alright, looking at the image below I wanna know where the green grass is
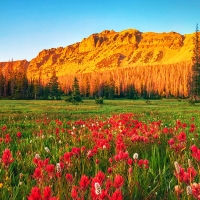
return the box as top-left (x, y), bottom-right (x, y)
top-left (1, 98), bottom-right (200, 199)
top-left (0, 98), bottom-right (200, 124)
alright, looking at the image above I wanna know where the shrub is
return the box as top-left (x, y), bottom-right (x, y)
top-left (95, 97), bottom-right (104, 104)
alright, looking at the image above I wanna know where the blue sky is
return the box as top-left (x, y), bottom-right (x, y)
top-left (0, 0), bottom-right (199, 62)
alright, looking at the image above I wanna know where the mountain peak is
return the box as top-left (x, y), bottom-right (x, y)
top-left (0, 29), bottom-right (195, 81)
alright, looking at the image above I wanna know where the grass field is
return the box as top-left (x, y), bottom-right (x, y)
top-left (1, 99), bottom-right (200, 199)
top-left (0, 98), bottom-right (200, 121)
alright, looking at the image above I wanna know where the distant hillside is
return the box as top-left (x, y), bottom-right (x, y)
top-left (26, 29), bottom-right (195, 80)
top-left (0, 29), bottom-right (196, 97)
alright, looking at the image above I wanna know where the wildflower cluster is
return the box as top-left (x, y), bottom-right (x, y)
top-left (0, 113), bottom-right (200, 199)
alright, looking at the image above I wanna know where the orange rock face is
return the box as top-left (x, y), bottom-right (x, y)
top-left (0, 60), bottom-right (29, 76)
top-left (0, 29), bottom-right (196, 80)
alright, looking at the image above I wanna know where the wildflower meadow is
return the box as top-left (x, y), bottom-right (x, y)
top-left (1, 99), bottom-right (200, 200)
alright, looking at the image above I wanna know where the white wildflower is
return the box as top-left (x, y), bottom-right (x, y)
top-left (94, 182), bottom-right (102, 195)
top-left (174, 161), bottom-right (180, 174)
top-left (56, 163), bottom-right (61, 173)
top-left (133, 153), bottom-right (138, 160)
top-left (44, 147), bottom-right (50, 153)
top-left (186, 185), bottom-right (192, 195)
top-left (188, 159), bottom-right (192, 168)
top-left (35, 154), bottom-right (40, 159)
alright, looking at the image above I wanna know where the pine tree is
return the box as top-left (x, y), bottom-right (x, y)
top-left (85, 76), bottom-right (90, 97)
top-left (12, 70), bottom-right (28, 99)
top-left (0, 70), bottom-right (4, 98)
top-left (108, 77), bottom-right (115, 99)
top-left (48, 70), bottom-right (61, 100)
top-left (191, 24), bottom-right (200, 100)
top-left (126, 84), bottom-right (138, 99)
top-left (33, 79), bottom-right (40, 100)
top-left (71, 77), bottom-right (82, 103)
top-left (27, 80), bottom-right (34, 99)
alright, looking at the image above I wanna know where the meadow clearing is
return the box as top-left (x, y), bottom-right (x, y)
top-left (1, 99), bottom-right (200, 200)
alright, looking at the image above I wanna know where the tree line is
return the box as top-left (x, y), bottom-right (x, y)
top-left (0, 24), bottom-right (199, 101)
top-left (0, 67), bottom-right (62, 100)
top-left (0, 60), bottom-right (194, 100)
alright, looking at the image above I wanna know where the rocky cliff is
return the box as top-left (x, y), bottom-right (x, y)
top-left (0, 29), bottom-right (195, 80)
top-left (0, 60), bottom-right (29, 76)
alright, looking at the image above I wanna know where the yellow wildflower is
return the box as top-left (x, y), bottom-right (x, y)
top-left (0, 183), bottom-right (3, 188)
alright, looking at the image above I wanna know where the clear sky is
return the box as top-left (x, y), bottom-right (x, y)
top-left (0, 0), bottom-right (199, 62)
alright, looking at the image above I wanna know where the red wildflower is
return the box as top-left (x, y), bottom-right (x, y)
top-left (189, 124), bottom-right (196, 132)
top-left (191, 145), bottom-right (200, 162)
top-left (71, 186), bottom-right (79, 199)
top-left (99, 189), bottom-right (108, 200)
top-left (45, 164), bottom-right (55, 179)
top-left (168, 138), bottom-right (175, 145)
top-left (95, 159), bottom-right (100, 164)
top-left (128, 167), bottom-right (133, 175)
top-left (162, 127), bottom-right (169, 134)
top-left (108, 167), bottom-right (113, 174)
top-left (79, 175), bottom-right (90, 190)
top-left (95, 171), bottom-right (105, 185)
top-left (27, 186), bottom-right (42, 200)
top-left (1, 148), bottom-right (14, 167)
top-left (109, 158), bottom-right (113, 163)
top-left (174, 164), bottom-right (197, 184)
top-left (16, 132), bottom-right (22, 138)
top-left (32, 167), bottom-right (43, 180)
top-left (63, 152), bottom-right (72, 163)
top-left (1, 125), bottom-right (7, 131)
top-left (191, 145), bottom-right (198, 153)
top-left (5, 134), bottom-right (12, 143)
top-left (43, 186), bottom-right (51, 200)
top-left (113, 175), bottom-right (124, 189)
top-left (65, 173), bottom-right (73, 183)
top-left (127, 158), bottom-right (133, 165)
top-left (143, 159), bottom-right (149, 169)
top-left (138, 159), bottom-right (144, 167)
top-left (71, 147), bottom-right (81, 156)
top-left (110, 189), bottom-right (123, 200)
top-left (187, 167), bottom-right (197, 182)
top-left (177, 131), bottom-right (186, 142)
top-left (106, 178), bottom-right (112, 190)
top-left (191, 183), bottom-right (200, 199)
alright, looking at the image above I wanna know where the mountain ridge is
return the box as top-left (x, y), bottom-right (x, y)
top-left (0, 29), bottom-right (195, 81)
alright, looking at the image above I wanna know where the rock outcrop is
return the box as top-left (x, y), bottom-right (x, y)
top-left (0, 29), bottom-right (196, 80)
top-left (0, 60), bottom-right (29, 76)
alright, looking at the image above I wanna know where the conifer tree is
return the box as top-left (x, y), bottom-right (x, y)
top-left (48, 70), bottom-right (61, 100)
top-left (71, 77), bottom-right (82, 103)
top-left (12, 71), bottom-right (28, 99)
top-left (33, 79), bottom-right (40, 100)
top-left (191, 24), bottom-right (200, 99)
top-left (126, 84), bottom-right (138, 99)
top-left (27, 80), bottom-right (34, 99)
top-left (85, 76), bottom-right (90, 97)
top-left (0, 70), bottom-right (4, 98)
